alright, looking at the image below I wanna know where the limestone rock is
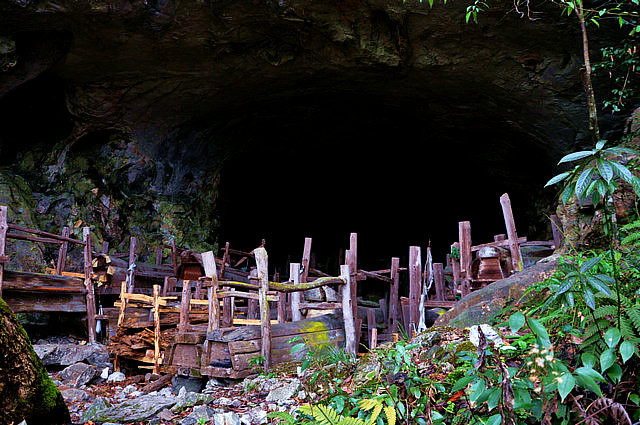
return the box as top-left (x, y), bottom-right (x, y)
top-left (265, 379), bottom-right (301, 404)
top-left (83, 394), bottom-right (177, 423)
top-left (57, 362), bottom-right (97, 388)
top-left (107, 371), bottom-right (126, 383)
top-left (34, 343), bottom-right (111, 370)
top-left (61, 388), bottom-right (94, 403)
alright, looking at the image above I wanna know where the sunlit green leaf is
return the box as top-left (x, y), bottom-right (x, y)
top-left (610, 161), bottom-right (634, 183)
top-left (600, 348), bottom-right (616, 372)
top-left (545, 172), bottom-right (571, 187)
top-left (620, 340), bottom-right (635, 363)
top-left (558, 150), bottom-right (594, 164)
top-left (596, 159), bottom-right (613, 183)
top-left (527, 317), bottom-right (550, 348)
top-left (583, 287), bottom-right (596, 309)
top-left (558, 372), bottom-right (575, 401)
top-left (580, 255), bottom-right (602, 273)
top-left (575, 167), bottom-right (594, 199)
top-left (509, 311), bottom-right (526, 333)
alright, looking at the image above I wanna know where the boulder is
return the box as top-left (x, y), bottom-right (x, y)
top-left (61, 388), bottom-right (94, 403)
top-left (57, 362), bottom-right (97, 388)
top-left (107, 371), bottom-right (125, 383)
top-left (352, 352), bottom-right (382, 387)
top-left (436, 255), bottom-right (559, 328)
top-left (34, 343), bottom-right (111, 370)
top-left (265, 379), bottom-right (301, 404)
top-left (83, 394), bottom-right (177, 423)
top-left (240, 407), bottom-right (268, 425)
top-left (0, 297), bottom-right (70, 425)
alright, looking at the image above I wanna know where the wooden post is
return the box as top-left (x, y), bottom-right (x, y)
top-left (379, 298), bottom-right (387, 327)
top-left (459, 222), bottom-right (472, 297)
top-left (254, 248), bottom-right (271, 371)
top-left (127, 236), bottom-right (137, 293)
top-left (195, 280), bottom-right (204, 300)
top-left (371, 328), bottom-right (378, 350)
top-left (433, 263), bottom-right (445, 301)
top-left (494, 234), bottom-right (506, 242)
top-left (162, 276), bottom-right (170, 297)
top-left (222, 292), bottom-right (232, 327)
top-left (101, 241), bottom-right (109, 254)
top-left (550, 214), bottom-right (562, 249)
top-left (248, 299), bottom-right (257, 320)
top-left (0, 206), bottom-right (7, 299)
top-left (219, 242), bottom-right (230, 279)
top-left (349, 233), bottom-right (358, 320)
top-left (451, 243), bottom-right (461, 297)
top-left (170, 239), bottom-right (178, 278)
top-left (367, 308), bottom-right (376, 349)
top-left (301, 237), bottom-right (312, 283)
top-left (56, 226), bottom-right (70, 275)
top-left (201, 251), bottom-right (219, 355)
top-left (117, 280), bottom-right (127, 327)
top-left (500, 193), bottom-right (523, 273)
top-left (83, 227), bottom-right (97, 344)
top-left (155, 247), bottom-right (163, 265)
top-left (409, 246), bottom-right (421, 332)
top-left (277, 295), bottom-right (286, 323)
top-left (340, 264), bottom-right (356, 355)
top-left (389, 257), bottom-right (400, 334)
top-left (179, 280), bottom-right (191, 333)
top-left (290, 263), bottom-right (302, 321)
top-left (153, 284), bottom-right (161, 374)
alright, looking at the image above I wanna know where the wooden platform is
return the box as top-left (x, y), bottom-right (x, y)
top-left (3, 270), bottom-right (87, 313)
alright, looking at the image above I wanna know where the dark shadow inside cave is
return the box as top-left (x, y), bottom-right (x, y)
top-left (214, 92), bottom-right (558, 275)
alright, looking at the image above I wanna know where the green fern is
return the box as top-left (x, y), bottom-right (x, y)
top-left (299, 404), bottom-right (366, 425)
top-left (267, 411), bottom-right (298, 425)
top-left (621, 220), bottom-right (640, 246)
top-left (581, 291), bottom-right (640, 351)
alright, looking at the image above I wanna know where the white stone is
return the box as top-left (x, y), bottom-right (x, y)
top-left (107, 371), bottom-right (126, 383)
top-left (101, 367), bottom-right (110, 379)
top-left (469, 324), bottom-right (504, 347)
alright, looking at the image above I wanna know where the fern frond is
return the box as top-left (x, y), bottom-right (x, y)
top-left (267, 411), bottom-right (297, 424)
top-left (594, 305), bottom-right (618, 319)
top-left (368, 404), bottom-right (382, 425)
top-left (384, 406), bottom-right (396, 425)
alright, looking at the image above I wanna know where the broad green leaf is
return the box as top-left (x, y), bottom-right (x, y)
top-left (469, 380), bottom-right (486, 402)
top-left (605, 146), bottom-right (640, 156)
top-left (580, 255), bottom-right (602, 273)
top-left (595, 274), bottom-right (615, 285)
top-left (558, 372), bottom-right (575, 401)
top-left (583, 287), bottom-right (596, 309)
top-left (564, 291), bottom-right (574, 308)
top-left (561, 182), bottom-right (575, 204)
top-left (557, 276), bottom-right (577, 295)
top-left (606, 363), bottom-right (622, 383)
top-left (575, 374), bottom-right (603, 397)
top-left (545, 172), bottom-right (571, 187)
top-left (487, 387), bottom-right (501, 411)
top-left (485, 414), bottom-right (502, 425)
top-left (604, 328), bottom-right (621, 349)
top-left (585, 275), bottom-right (611, 296)
top-left (527, 317), bottom-right (551, 348)
top-left (575, 366), bottom-right (606, 382)
top-left (575, 167), bottom-right (594, 199)
top-left (620, 340), bottom-right (635, 363)
top-left (630, 394), bottom-right (640, 405)
top-left (600, 348), bottom-right (616, 372)
top-left (558, 150), bottom-right (594, 164)
top-left (509, 312), bottom-right (526, 333)
top-left (452, 375), bottom-right (475, 392)
top-left (610, 161), bottom-right (634, 183)
top-left (596, 180), bottom-right (608, 197)
top-left (290, 342), bottom-right (307, 354)
top-left (631, 176), bottom-right (640, 197)
top-left (596, 159), bottom-right (613, 183)
top-left (596, 140), bottom-right (606, 150)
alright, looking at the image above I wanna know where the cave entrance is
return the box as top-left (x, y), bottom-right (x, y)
top-left (215, 92), bottom-right (557, 275)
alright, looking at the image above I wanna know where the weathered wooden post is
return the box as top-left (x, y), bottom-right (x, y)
top-left (349, 233), bottom-right (358, 321)
top-left (153, 284), bottom-right (161, 374)
top-left (56, 226), bottom-right (70, 275)
top-left (500, 193), bottom-right (523, 273)
top-left (451, 243), bottom-right (461, 297)
top-left (254, 247), bottom-right (271, 371)
top-left (389, 257), bottom-right (400, 334)
top-left (340, 264), bottom-right (357, 355)
top-left (127, 236), bottom-right (137, 293)
top-left (117, 280), bottom-right (127, 327)
top-left (409, 246), bottom-right (421, 332)
top-left (301, 238), bottom-right (312, 283)
top-left (83, 227), bottom-right (97, 344)
top-left (550, 214), bottom-right (562, 249)
top-left (219, 242), bottom-right (230, 278)
top-left (367, 308), bottom-right (376, 349)
top-left (459, 221), bottom-right (472, 297)
top-left (0, 206), bottom-right (7, 298)
top-left (179, 280), bottom-right (191, 333)
top-left (170, 239), bottom-right (178, 278)
top-left (290, 263), bottom-right (302, 321)
top-left (433, 263), bottom-right (445, 301)
top-left (201, 251), bottom-right (218, 355)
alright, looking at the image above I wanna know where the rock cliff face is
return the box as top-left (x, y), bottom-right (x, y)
top-left (0, 0), bottom-right (632, 262)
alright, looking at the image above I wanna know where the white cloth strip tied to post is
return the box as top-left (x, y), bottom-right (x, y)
top-left (417, 246), bottom-right (434, 333)
top-left (126, 262), bottom-right (136, 293)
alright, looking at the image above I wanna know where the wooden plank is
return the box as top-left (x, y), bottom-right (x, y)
top-left (201, 252), bottom-right (219, 335)
top-left (471, 237), bottom-right (527, 252)
top-left (340, 265), bottom-right (356, 355)
top-left (127, 236), bottom-right (137, 293)
top-left (298, 302), bottom-right (341, 310)
top-left (367, 308), bottom-right (376, 349)
top-left (6, 232), bottom-right (63, 245)
top-left (233, 318), bottom-right (278, 325)
top-left (290, 263), bottom-right (302, 321)
top-left (179, 280), bottom-right (191, 333)
top-left (222, 288), bottom-right (232, 328)
top-left (389, 257), bottom-right (400, 334)
top-left (7, 223), bottom-right (84, 245)
top-left (56, 226), bottom-right (70, 275)
top-left (2, 270), bottom-right (85, 292)
top-left (217, 290), bottom-right (277, 302)
top-left (4, 292), bottom-right (87, 313)
top-left (371, 328), bottom-right (377, 350)
top-left (277, 289), bottom-right (286, 323)
top-left (195, 280), bottom-right (204, 300)
top-left (551, 214), bottom-right (562, 249)
top-left (409, 246), bottom-right (421, 332)
top-left (153, 285), bottom-right (161, 374)
top-left (248, 299), bottom-right (257, 320)
top-left (500, 193), bottom-right (523, 273)
top-left (255, 247), bottom-right (271, 371)
top-left (219, 242), bottom-right (230, 279)
top-left (433, 263), bottom-right (445, 301)
top-left (424, 300), bottom-right (456, 308)
top-left (83, 227), bottom-right (96, 344)
top-left (0, 206), bottom-right (7, 299)
top-left (228, 328), bottom-right (346, 356)
top-left (459, 221), bottom-right (472, 298)
top-left (358, 269), bottom-right (394, 283)
top-left (301, 237), bottom-right (312, 284)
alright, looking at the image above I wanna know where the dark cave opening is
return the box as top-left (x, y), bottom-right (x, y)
top-left (214, 92), bottom-right (558, 275)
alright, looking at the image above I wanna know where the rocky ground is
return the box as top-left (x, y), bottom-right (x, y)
top-left (34, 337), bottom-right (306, 425)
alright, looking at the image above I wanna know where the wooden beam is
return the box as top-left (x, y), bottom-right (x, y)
top-left (290, 263), bottom-right (302, 321)
top-left (371, 328), bottom-right (377, 350)
top-left (56, 226), bottom-right (70, 275)
top-left (459, 221), bottom-right (472, 298)
top-left (389, 257), bottom-right (400, 334)
top-left (7, 223), bottom-right (84, 245)
top-left (340, 264), bottom-right (356, 355)
top-left (127, 236), bottom-right (137, 293)
top-left (6, 232), bottom-right (63, 245)
top-left (153, 284), bottom-right (161, 375)
top-left (500, 193), bottom-right (523, 273)
top-left (358, 269), bottom-right (394, 284)
top-left (471, 237), bottom-right (526, 252)
top-left (83, 227), bottom-right (96, 344)
top-left (409, 246), bottom-right (421, 332)
top-left (0, 206), bottom-right (6, 298)
top-left (433, 263), bottom-right (445, 301)
top-left (255, 247), bottom-right (271, 371)
top-left (550, 214), bottom-right (562, 249)
top-left (202, 251), bottom-right (219, 345)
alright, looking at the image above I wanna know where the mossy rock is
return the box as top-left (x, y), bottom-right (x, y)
top-left (0, 297), bottom-right (70, 425)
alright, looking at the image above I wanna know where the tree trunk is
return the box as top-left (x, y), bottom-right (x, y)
top-left (0, 297), bottom-right (70, 425)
